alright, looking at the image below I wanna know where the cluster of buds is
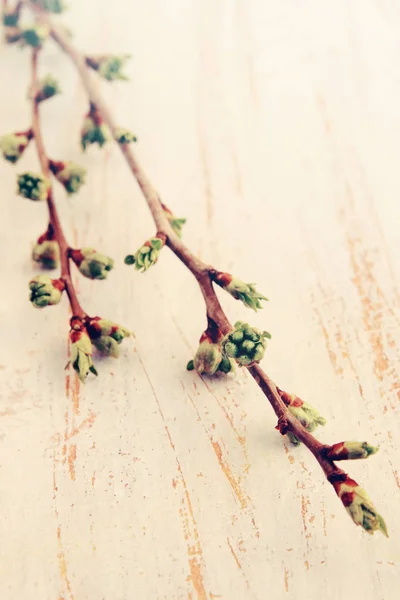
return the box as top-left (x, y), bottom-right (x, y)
top-left (187, 319), bottom-right (235, 375)
top-left (6, 24), bottom-right (50, 48)
top-left (49, 159), bottom-right (86, 194)
top-left (0, 129), bottom-right (33, 164)
top-left (124, 234), bottom-right (166, 272)
top-left (32, 226), bottom-right (60, 269)
top-left (278, 388), bottom-right (326, 445)
top-left (69, 316), bottom-right (130, 382)
top-left (86, 317), bottom-right (131, 358)
top-left (17, 171), bottom-right (50, 201)
top-left (86, 54), bottom-right (130, 81)
top-left (332, 474), bottom-right (388, 536)
top-left (33, 75), bottom-right (61, 103)
top-left (70, 248), bottom-right (114, 280)
top-left (29, 275), bottom-right (65, 308)
top-left (325, 441), bottom-right (379, 461)
top-left (162, 203), bottom-right (186, 238)
top-left (115, 127), bottom-right (137, 144)
top-left (210, 270), bottom-right (268, 312)
top-left (31, 0), bottom-right (67, 13)
top-left (81, 104), bottom-right (109, 150)
top-left (223, 321), bottom-right (271, 366)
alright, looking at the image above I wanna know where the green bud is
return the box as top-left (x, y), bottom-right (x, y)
top-left (31, 0), bottom-right (67, 13)
top-left (71, 248), bottom-right (114, 280)
top-left (115, 128), bottom-right (137, 144)
top-left (32, 240), bottom-right (60, 269)
top-left (3, 7), bottom-right (20, 27)
top-left (21, 24), bottom-right (50, 48)
top-left (29, 275), bottom-right (64, 308)
top-left (17, 172), bottom-right (50, 201)
top-left (0, 131), bottom-right (32, 164)
top-left (85, 317), bottom-right (131, 358)
top-left (92, 336), bottom-right (120, 358)
top-left (50, 160), bottom-right (86, 194)
top-left (326, 441), bottom-right (379, 461)
top-left (231, 330), bottom-right (244, 343)
top-left (81, 114), bottom-right (110, 150)
top-left (333, 477), bottom-right (388, 537)
top-left (186, 359), bottom-right (195, 371)
top-left (86, 55), bottom-right (131, 81)
top-left (212, 272), bottom-right (268, 311)
top-left (161, 204), bottom-right (186, 238)
top-left (288, 401), bottom-right (326, 433)
top-left (70, 324), bottom-right (98, 383)
top-left (222, 321), bottom-right (270, 366)
top-left (193, 340), bottom-right (223, 375)
top-left (224, 341), bottom-right (238, 357)
top-left (218, 356), bottom-right (235, 374)
top-left (34, 75), bottom-right (61, 103)
top-left (126, 236), bottom-right (165, 272)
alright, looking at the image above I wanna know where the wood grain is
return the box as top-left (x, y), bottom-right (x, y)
top-left (0, 1), bottom-right (399, 598)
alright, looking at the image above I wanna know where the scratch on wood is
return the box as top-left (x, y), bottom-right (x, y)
top-left (337, 182), bottom-right (400, 408)
top-left (71, 377), bottom-right (80, 416)
top-left (211, 440), bottom-right (248, 509)
top-left (283, 564), bottom-right (290, 592)
top-left (226, 537), bottom-right (249, 588)
top-left (67, 444), bottom-right (77, 481)
top-left (57, 525), bottom-right (74, 600)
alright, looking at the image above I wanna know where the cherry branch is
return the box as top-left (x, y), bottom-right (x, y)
top-left (17, 0), bottom-right (388, 535)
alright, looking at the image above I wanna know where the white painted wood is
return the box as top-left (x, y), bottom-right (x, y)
top-left (0, 1), bottom-right (399, 598)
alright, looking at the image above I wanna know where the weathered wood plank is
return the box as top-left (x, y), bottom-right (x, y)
top-left (0, 1), bottom-right (399, 598)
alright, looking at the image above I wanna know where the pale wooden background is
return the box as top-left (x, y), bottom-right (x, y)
top-left (0, 1), bottom-right (399, 599)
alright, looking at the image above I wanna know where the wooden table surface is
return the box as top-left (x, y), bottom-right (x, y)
top-left (1, 1), bottom-right (399, 598)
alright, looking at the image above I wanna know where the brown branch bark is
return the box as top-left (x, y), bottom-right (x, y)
top-left (30, 47), bottom-right (86, 319)
top-left (27, 3), bottom-right (349, 488)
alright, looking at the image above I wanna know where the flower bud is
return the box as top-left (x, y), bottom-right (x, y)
top-left (70, 248), bottom-right (114, 280)
top-left (34, 74), bottom-right (61, 103)
top-left (29, 275), bottom-right (65, 308)
top-left (211, 271), bottom-right (268, 311)
top-left (49, 160), bottom-right (86, 194)
top-left (17, 172), bottom-right (50, 201)
top-left (21, 24), bottom-right (50, 48)
top-left (124, 235), bottom-right (166, 272)
top-left (325, 441), bottom-right (379, 461)
top-left (115, 128), bottom-right (137, 144)
top-left (86, 316), bottom-right (131, 358)
top-left (217, 356), bottom-right (235, 374)
top-left (69, 319), bottom-right (98, 383)
top-left (0, 130), bottom-right (33, 164)
top-left (3, 5), bottom-right (21, 26)
top-left (194, 339), bottom-right (223, 375)
top-left (86, 55), bottom-right (130, 81)
top-left (287, 401), bottom-right (326, 433)
top-left (81, 106), bottom-right (110, 150)
top-left (333, 476), bottom-right (388, 536)
top-left (223, 321), bottom-right (271, 366)
top-left (162, 204), bottom-right (186, 238)
top-left (32, 240), bottom-right (60, 269)
top-left (31, 0), bottom-right (67, 13)
top-left (186, 359), bottom-right (195, 371)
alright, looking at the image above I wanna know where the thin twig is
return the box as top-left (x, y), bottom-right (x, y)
top-left (30, 46), bottom-right (86, 318)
